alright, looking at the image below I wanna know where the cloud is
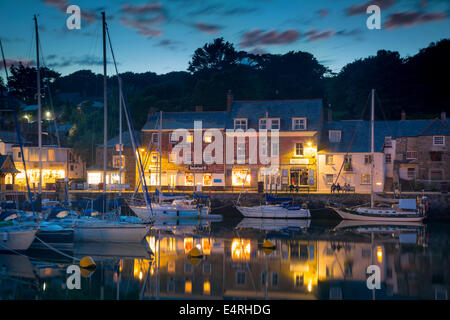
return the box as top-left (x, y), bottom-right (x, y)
top-left (121, 2), bottom-right (163, 14)
top-left (194, 22), bottom-right (221, 34)
top-left (0, 58), bottom-right (34, 70)
top-left (249, 48), bottom-right (267, 55)
top-left (42, 0), bottom-right (98, 24)
top-left (189, 4), bottom-right (224, 16)
top-left (45, 55), bottom-right (116, 68)
top-left (346, 0), bottom-right (396, 16)
top-left (154, 39), bottom-right (182, 50)
top-left (384, 11), bottom-right (447, 29)
top-left (305, 29), bottom-right (335, 42)
top-left (223, 7), bottom-right (258, 16)
top-left (119, 15), bottom-right (165, 38)
top-left (317, 9), bottom-right (329, 18)
top-left (239, 29), bottom-right (300, 48)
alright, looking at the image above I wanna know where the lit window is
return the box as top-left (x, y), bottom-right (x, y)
top-left (48, 149), bottom-right (55, 161)
top-left (406, 151), bottom-right (417, 159)
top-left (231, 238), bottom-right (251, 261)
top-left (292, 118), bottom-right (306, 130)
top-left (185, 173), bottom-right (194, 186)
top-left (204, 133), bottom-right (212, 143)
top-left (326, 155), bottom-right (334, 165)
top-left (295, 143), bottom-right (303, 156)
top-left (234, 119), bottom-right (247, 130)
top-left (433, 136), bottom-right (444, 146)
top-left (187, 134), bottom-right (193, 143)
top-left (151, 152), bottom-right (158, 162)
top-left (88, 172), bottom-right (102, 185)
top-left (361, 174), bottom-right (371, 184)
top-left (203, 174), bottom-right (212, 186)
top-left (232, 168), bottom-right (251, 186)
top-left (113, 155), bottom-right (125, 168)
top-left (329, 130), bottom-right (341, 143)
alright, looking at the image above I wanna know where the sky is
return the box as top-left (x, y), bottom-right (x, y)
top-left (0, 0), bottom-right (449, 78)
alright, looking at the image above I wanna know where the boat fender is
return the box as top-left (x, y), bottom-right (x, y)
top-left (80, 256), bottom-right (96, 270)
top-left (262, 239), bottom-right (276, 255)
top-left (188, 247), bottom-right (203, 259)
top-left (302, 203), bottom-right (308, 209)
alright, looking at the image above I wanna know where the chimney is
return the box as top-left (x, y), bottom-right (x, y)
top-left (195, 105), bottom-right (203, 112)
top-left (401, 110), bottom-right (406, 120)
top-left (327, 104), bottom-right (332, 122)
top-left (226, 90), bottom-right (233, 113)
top-left (441, 111), bottom-right (446, 121)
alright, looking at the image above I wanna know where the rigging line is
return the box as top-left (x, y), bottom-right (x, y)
top-left (375, 91), bottom-right (395, 139)
top-left (34, 235), bottom-right (80, 261)
top-left (38, 39), bottom-right (60, 147)
top-left (332, 92), bottom-right (371, 189)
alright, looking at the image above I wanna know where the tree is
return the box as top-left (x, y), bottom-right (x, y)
top-left (188, 38), bottom-right (241, 74)
top-left (8, 63), bottom-right (60, 105)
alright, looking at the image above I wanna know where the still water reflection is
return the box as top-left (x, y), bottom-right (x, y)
top-left (1, 218), bottom-right (449, 300)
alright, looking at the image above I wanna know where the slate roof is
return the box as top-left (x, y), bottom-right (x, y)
top-left (227, 99), bottom-right (323, 131)
top-left (142, 111), bottom-right (228, 130)
top-left (0, 131), bottom-right (27, 144)
top-left (98, 130), bottom-right (142, 148)
top-left (0, 155), bottom-right (19, 173)
top-left (319, 118), bottom-right (450, 153)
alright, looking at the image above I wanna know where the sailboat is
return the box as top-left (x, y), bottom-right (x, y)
top-left (72, 12), bottom-right (150, 242)
top-left (328, 89), bottom-right (428, 222)
top-left (127, 111), bottom-right (220, 221)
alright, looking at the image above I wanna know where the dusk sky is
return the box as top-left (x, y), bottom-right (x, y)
top-left (0, 0), bottom-right (449, 78)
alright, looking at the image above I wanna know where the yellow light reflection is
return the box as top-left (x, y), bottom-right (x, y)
top-left (203, 281), bottom-right (211, 295)
top-left (133, 259), bottom-right (151, 280)
top-left (184, 237), bottom-right (194, 254)
top-left (202, 238), bottom-right (211, 255)
top-left (231, 238), bottom-right (251, 261)
top-left (185, 280), bottom-right (192, 293)
top-left (376, 246), bottom-right (383, 263)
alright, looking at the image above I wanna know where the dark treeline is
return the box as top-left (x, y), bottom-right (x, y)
top-left (1, 38), bottom-right (449, 164)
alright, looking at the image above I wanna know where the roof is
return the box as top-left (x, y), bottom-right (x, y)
top-left (98, 130), bottom-right (142, 148)
top-left (23, 105), bottom-right (38, 111)
top-left (227, 99), bottom-right (323, 131)
top-left (142, 111), bottom-right (228, 130)
top-left (0, 131), bottom-right (27, 144)
top-left (0, 155), bottom-right (19, 173)
top-left (319, 118), bottom-right (450, 153)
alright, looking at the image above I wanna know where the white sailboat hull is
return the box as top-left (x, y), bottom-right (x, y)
top-left (0, 228), bottom-right (37, 251)
top-left (74, 223), bottom-right (150, 243)
top-left (235, 205), bottom-right (311, 219)
top-left (130, 205), bottom-right (221, 220)
top-left (330, 207), bottom-right (425, 222)
top-left (237, 218), bottom-right (311, 230)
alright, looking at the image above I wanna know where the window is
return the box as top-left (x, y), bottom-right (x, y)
top-left (406, 151), bottom-right (417, 159)
top-left (232, 168), bottom-right (251, 186)
top-left (326, 155), bottom-right (334, 165)
top-left (186, 134), bottom-right (193, 143)
top-left (259, 119), bottom-right (267, 130)
top-left (385, 153), bottom-right (391, 163)
top-left (326, 174), bottom-right (334, 185)
top-left (237, 143), bottom-right (246, 163)
top-left (204, 133), bottom-right (212, 143)
top-left (48, 149), bottom-right (55, 161)
top-left (292, 118), bottom-right (306, 131)
top-left (433, 136), bottom-right (444, 146)
top-left (185, 173), bottom-right (194, 186)
top-left (170, 132), bottom-right (178, 143)
top-left (234, 119), bottom-right (247, 130)
top-left (113, 155), bottom-right (125, 168)
top-left (384, 137), bottom-right (392, 148)
top-left (295, 143), bottom-right (303, 156)
top-left (18, 151), bottom-right (22, 159)
top-left (271, 119), bottom-right (280, 130)
top-left (260, 139), bottom-right (267, 157)
top-left (150, 152), bottom-right (158, 162)
top-left (152, 133), bottom-right (159, 144)
top-left (344, 155), bottom-right (352, 171)
top-left (329, 130), bottom-right (341, 143)
top-left (203, 174), bottom-right (212, 186)
top-left (407, 168), bottom-right (415, 179)
top-left (295, 274), bottom-right (304, 287)
top-left (88, 172), bottom-right (102, 185)
top-left (364, 155), bottom-right (372, 165)
top-left (70, 165), bottom-right (74, 171)
top-left (271, 142), bottom-right (279, 157)
top-left (361, 174), bottom-right (371, 184)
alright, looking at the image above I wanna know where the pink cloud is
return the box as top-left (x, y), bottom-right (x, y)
top-left (385, 11), bottom-right (447, 29)
top-left (305, 29), bottom-right (335, 41)
top-left (240, 29), bottom-right (300, 48)
top-left (195, 23), bottom-right (221, 35)
top-left (346, 0), bottom-right (396, 16)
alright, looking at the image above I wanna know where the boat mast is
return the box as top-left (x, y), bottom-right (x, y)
top-left (371, 88), bottom-right (375, 208)
top-left (118, 77), bottom-right (123, 210)
top-left (102, 12), bottom-right (107, 212)
top-left (34, 15), bottom-right (42, 198)
top-left (158, 110), bottom-right (162, 204)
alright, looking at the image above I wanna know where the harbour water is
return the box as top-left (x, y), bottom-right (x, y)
top-left (1, 217), bottom-right (449, 300)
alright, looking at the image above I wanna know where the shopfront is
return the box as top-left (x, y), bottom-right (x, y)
top-left (287, 158), bottom-right (316, 190)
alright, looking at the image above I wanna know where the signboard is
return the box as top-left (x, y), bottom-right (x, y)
top-left (213, 179), bottom-right (222, 183)
top-left (189, 165), bottom-right (208, 170)
top-left (290, 158), bottom-right (309, 165)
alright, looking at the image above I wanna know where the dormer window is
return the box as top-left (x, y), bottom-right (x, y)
top-left (292, 118), bottom-right (306, 130)
top-left (234, 118), bottom-right (247, 130)
top-left (329, 130), bottom-right (341, 143)
top-left (259, 118), bottom-right (280, 130)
